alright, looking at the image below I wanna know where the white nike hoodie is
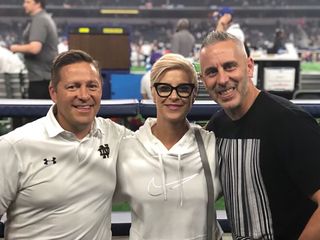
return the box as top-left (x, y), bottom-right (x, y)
top-left (116, 118), bottom-right (222, 240)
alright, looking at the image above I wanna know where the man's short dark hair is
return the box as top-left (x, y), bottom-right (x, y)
top-left (34, 0), bottom-right (46, 9)
top-left (51, 49), bottom-right (101, 89)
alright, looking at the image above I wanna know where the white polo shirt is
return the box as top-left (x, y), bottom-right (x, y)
top-left (0, 105), bottom-right (129, 240)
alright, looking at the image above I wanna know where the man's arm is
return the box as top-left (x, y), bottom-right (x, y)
top-left (299, 189), bottom-right (320, 240)
top-left (215, 13), bottom-right (232, 32)
top-left (10, 41), bottom-right (42, 55)
top-left (0, 139), bottom-right (20, 216)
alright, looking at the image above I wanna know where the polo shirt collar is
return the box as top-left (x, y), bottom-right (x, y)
top-left (45, 105), bottom-right (102, 138)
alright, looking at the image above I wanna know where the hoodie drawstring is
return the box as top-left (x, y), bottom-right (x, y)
top-left (158, 154), bottom-right (167, 201)
top-left (158, 152), bottom-right (184, 206)
top-left (178, 154), bottom-right (184, 207)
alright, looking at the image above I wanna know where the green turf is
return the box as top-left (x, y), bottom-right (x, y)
top-left (112, 202), bottom-right (131, 211)
top-left (130, 66), bottom-right (146, 73)
top-left (215, 197), bottom-right (226, 210)
top-left (112, 197), bottom-right (225, 212)
top-left (301, 62), bottom-right (320, 73)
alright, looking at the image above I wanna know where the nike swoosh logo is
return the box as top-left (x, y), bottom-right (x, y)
top-left (147, 173), bottom-right (199, 196)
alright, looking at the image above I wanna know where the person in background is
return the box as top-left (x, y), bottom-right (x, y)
top-left (0, 46), bottom-right (26, 99)
top-left (268, 28), bottom-right (286, 54)
top-left (140, 49), bottom-right (162, 99)
top-left (116, 53), bottom-right (222, 239)
top-left (214, 7), bottom-right (245, 42)
top-left (213, 7), bottom-right (250, 56)
top-left (140, 69), bottom-right (153, 100)
top-left (57, 36), bottom-right (69, 53)
top-left (0, 46), bottom-right (25, 74)
top-left (0, 49), bottom-right (130, 240)
top-left (10, 0), bottom-right (58, 99)
top-left (171, 18), bottom-right (195, 58)
top-left (199, 31), bottom-right (320, 239)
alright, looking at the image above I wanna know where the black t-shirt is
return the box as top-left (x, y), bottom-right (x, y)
top-left (207, 91), bottom-right (320, 239)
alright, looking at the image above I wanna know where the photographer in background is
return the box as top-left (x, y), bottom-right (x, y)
top-left (212, 7), bottom-right (250, 56)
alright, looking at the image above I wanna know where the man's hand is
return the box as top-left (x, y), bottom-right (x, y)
top-left (9, 44), bottom-right (19, 53)
top-left (9, 41), bottom-right (42, 55)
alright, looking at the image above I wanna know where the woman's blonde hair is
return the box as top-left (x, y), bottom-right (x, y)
top-left (150, 53), bottom-right (198, 92)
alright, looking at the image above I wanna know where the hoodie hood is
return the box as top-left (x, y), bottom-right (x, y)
top-left (135, 117), bottom-right (201, 206)
top-left (136, 118), bottom-right (199, 156)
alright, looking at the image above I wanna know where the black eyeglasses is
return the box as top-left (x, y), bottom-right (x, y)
top-left (153, 83), bottom-right (195, 98)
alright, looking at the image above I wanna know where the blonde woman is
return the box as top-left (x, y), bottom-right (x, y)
top-left (116, 53), bottom-right (222, 239)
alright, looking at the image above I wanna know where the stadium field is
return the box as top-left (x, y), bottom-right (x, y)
top-left (301, 62), bottom-right (320, 73)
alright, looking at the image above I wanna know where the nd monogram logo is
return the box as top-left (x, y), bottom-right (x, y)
top-left (98, 144), bottom-right (110, 159)
top-left (43, 157), bottom-right (57, 165)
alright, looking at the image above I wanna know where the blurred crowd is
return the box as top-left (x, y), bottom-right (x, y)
top-left (0, 17), bottom-right (319, 67)
top-left (0, 0), bottom-right (319, 7)
top-left (0, 0), bottom-right (319, 69)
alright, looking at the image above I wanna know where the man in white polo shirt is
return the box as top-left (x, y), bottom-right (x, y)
top-left (0, 49), bottom-right (131, 239)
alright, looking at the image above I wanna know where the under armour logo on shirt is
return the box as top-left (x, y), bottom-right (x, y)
top-left (98, 144), bottom-right (110, 159)
top-left (43, 157), bottom-right (57, 165)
